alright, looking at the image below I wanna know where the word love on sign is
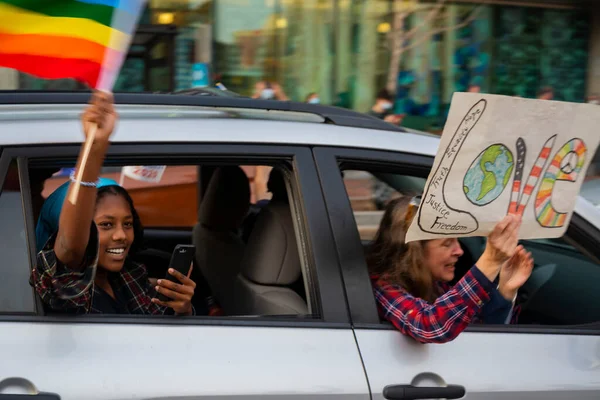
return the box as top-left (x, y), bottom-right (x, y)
top-left (406, 93), bottom-right (600, 242)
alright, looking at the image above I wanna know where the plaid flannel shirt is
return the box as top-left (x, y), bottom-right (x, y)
top-left (31, 228), bottom-right (172, 315)
top-left (372, 265), bottom-right (518, 344)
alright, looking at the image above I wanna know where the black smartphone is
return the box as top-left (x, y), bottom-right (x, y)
top-left (155, 244), bottom-right (195, 302)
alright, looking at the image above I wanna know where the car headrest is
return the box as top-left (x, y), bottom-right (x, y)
top-left (267, 167), bottom-right (288, 202)
top-left (198, 166), bottom-right (250, 232)
top-left (241, 202), bottom-right (301, 286)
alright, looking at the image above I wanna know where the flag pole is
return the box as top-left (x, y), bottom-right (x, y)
top-left (119, 167), bottom-right (125, 186)
top-left (68, 122), bottom-right (98, 205)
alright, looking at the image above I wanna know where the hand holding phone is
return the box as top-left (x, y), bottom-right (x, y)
top-left (151, 244), bottom-right (197, 315)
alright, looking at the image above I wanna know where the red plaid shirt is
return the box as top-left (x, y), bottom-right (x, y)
top-left (32, 230), bottom-right (171, 315)
top-left (372, 266), bottom-right (517, 344)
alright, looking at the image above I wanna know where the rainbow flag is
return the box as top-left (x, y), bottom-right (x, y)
top-left (0, 0), bottom-right (146, 91)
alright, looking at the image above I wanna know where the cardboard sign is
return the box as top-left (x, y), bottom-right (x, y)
top-left (406, 93), bottom-right (600, 242)
top-left (121, 166), bottom-right (167, 183)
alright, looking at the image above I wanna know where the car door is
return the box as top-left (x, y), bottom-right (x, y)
top-left (314, 146), bottom-right (600, 400)
top-left (0, 142), bottom-right (369, 400)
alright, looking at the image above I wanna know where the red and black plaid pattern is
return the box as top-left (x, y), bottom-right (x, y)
top-left (372, 267), bottom-right (495, 344)
top-left (32, 232), bottom-right (169, 315)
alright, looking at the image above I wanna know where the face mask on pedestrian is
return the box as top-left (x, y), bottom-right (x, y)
top-left (261, 88), bottom-right (275, 99)
top-left (381, 101), bottom-right (393, 110)
top-left (308, 97), bottom-right (320, 104)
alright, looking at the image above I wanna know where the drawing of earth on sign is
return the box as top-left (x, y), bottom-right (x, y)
top-left (463, 144), bottom-right (514, 206)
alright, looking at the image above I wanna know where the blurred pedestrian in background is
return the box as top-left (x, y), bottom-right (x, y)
top-left (252, 80), bottom-right (289, 101)
top-left (368, 89), bottom-right (395, 119)
top-left (368, 89), bottom-right (404, 126)
top-left (467, 84), bottom-right (481, 93)
top-left (537, 86), bottom-right (554, 100)
top-left (305, 92), bottom-right (320, 104)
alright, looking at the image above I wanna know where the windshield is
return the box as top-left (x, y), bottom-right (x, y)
top-left (581, 177), bottom-right (600, 207)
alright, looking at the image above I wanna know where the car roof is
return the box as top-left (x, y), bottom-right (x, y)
top-left (0, 92), bottom-right (442, 156)
top-left (2, 91), bottom-right (598, 230)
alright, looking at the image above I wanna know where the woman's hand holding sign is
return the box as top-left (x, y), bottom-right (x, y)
top-left (475, 212), bottom-right (533, 300)
top-left (476, 214), bottom-right (522, 282)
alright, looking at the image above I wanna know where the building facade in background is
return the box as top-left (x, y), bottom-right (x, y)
top-left (2, 0), bottom-right (594, 132)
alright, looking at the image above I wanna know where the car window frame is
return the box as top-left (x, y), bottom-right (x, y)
top-left (0, 153), bottom-right (42, 315)
top-left (0, 143), bottom-right (350, 328)
top-left (313, 145), bottom-right (600, 335)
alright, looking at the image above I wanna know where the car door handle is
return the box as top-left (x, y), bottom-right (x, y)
top-left (0, 377), bottom-right (60, 400)
top-left (383, 384), bottom-right (465, 400)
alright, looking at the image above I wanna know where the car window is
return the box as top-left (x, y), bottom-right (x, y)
top-left (516, 237), bottom-right (600, 325)
top-left (41, 165), bottom-right (283, 229)
top-left (43, 166), bottom-right (199, 229)
top-left (0, 161), bottom-right (36, 313)
top-left (342, 170), bottom-right (425, 240)
top-left (341, 167), bottom-right (600, 327)
top-left (580, 177), bottom-right (600, 208)
top-left (31, 160), bottom-right (316, 319)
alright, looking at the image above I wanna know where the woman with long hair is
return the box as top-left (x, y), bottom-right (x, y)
top-left (367, 195), bottom-right (533, 343)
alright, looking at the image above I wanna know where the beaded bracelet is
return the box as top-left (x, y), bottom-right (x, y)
top-left (69, 171), bottom-right (99, 188)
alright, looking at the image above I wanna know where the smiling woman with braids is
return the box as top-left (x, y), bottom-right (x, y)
top-left (367, 196), bottom-right (533, 344)
top-left (31, 91), bottom-right (196, 315)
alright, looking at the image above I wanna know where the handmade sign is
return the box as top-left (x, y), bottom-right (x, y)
top-left (406, 93), bottom-right (600, 242)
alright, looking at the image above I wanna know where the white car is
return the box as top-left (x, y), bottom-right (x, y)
top-left (0, 92), bottom-right (599, 400)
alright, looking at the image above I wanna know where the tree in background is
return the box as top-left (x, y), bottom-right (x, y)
top-left (386, 0), bottom-right (489, 95)
top-left (353, 0), bottom-right (489, 115)
top-left (386, 0), bottom-right (488, 93)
